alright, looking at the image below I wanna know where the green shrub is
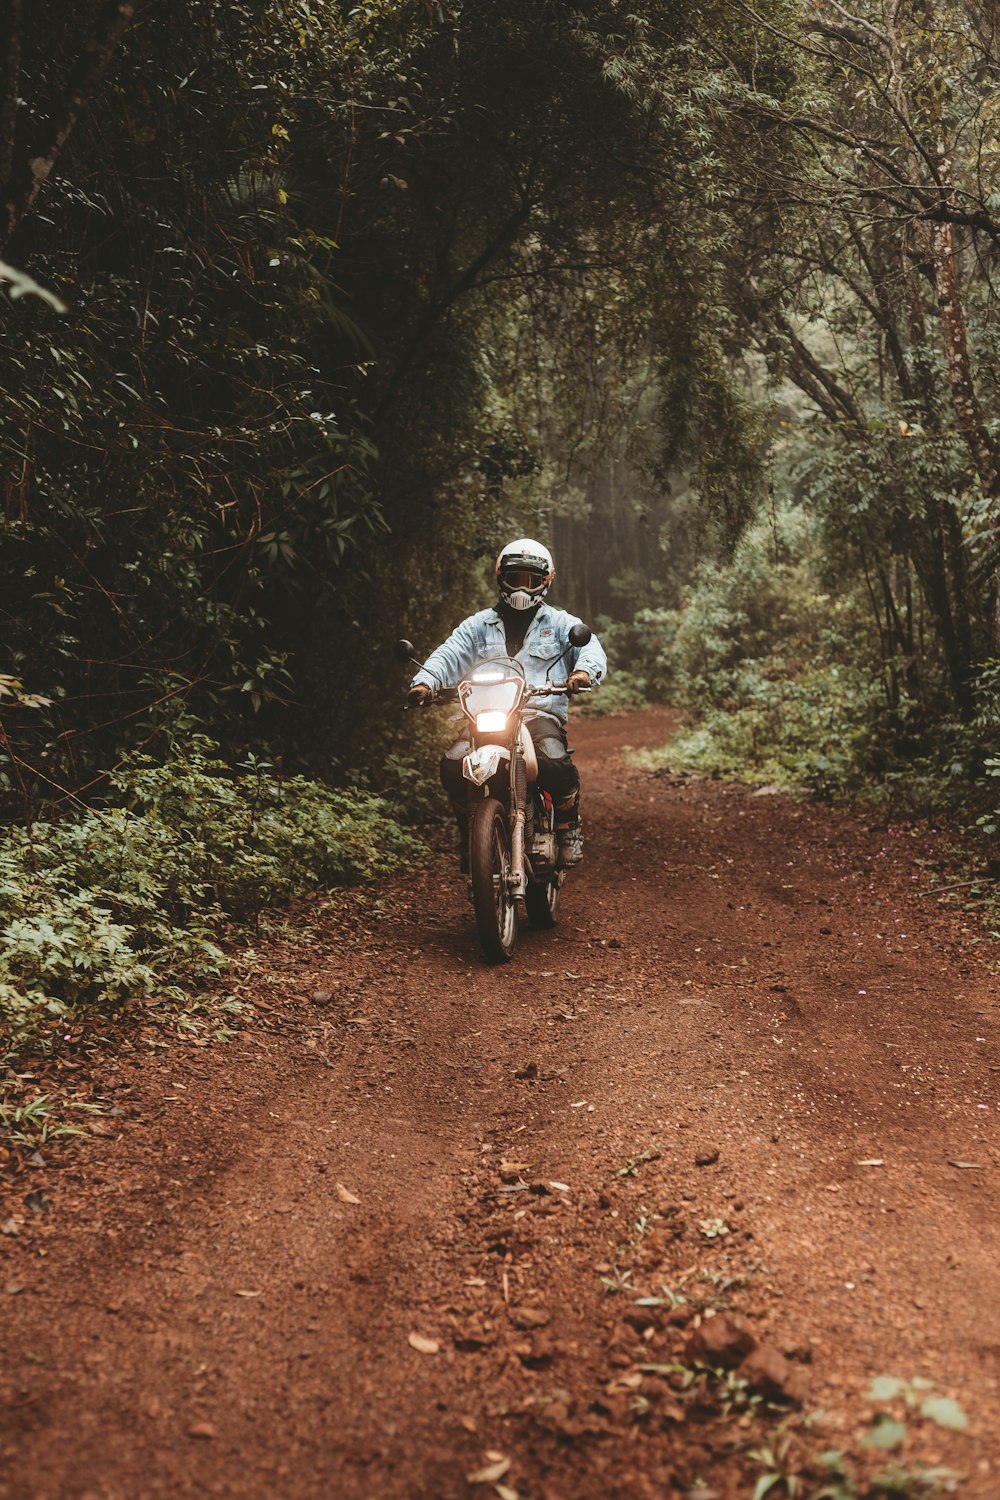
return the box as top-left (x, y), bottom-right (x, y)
top-left (614, 503), bottom-right (960, 799)
top-left (577, 666), bottom-right (650, 716)
top-left (597, 608), bottom-right (681, 705)
top-left (0, 741), bottom-right (422, 1046)
top-left (639, 662), bottom-right (889, 796)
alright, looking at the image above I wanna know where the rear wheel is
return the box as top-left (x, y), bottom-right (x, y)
top-left (524, 875), bottom-right (560, 929)
top-left (470, 798), bottom-right (518, 963)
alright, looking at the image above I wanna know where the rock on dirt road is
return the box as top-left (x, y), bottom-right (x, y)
top-left (1, 709), bottom-right (998, 1498)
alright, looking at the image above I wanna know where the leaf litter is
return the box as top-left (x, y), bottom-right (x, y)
top-left (407, 1332), bottom-right (440, 1355)
top-left (466, 1455), bottom-right (511, 1484)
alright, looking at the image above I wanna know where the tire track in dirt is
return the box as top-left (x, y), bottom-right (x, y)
top-left (1, 709), bottom-right (998, 1498)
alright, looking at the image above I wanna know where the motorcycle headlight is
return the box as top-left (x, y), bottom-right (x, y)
top-left (476, 710), bottom-right (508, 733)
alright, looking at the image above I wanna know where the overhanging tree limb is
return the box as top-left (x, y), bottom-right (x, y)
top-left (2, 0), bottom-right (136, 249)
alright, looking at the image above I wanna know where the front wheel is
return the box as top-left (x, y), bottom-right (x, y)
top-left (524, 875), bottom-right (560, 929)
top-left (470, 798), bottom-right (518, 963)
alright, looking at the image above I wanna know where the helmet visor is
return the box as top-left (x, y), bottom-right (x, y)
top-left (501, 566), bottom-right (547, 591)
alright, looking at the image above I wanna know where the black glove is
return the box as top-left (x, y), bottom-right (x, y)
top-left (407, 683), bottom-right (432, 707)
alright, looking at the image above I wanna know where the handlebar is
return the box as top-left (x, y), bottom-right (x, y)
top-left (405, 686), bottom-right (458, 709)
top-left (407, 682), bottom-right (591, 708)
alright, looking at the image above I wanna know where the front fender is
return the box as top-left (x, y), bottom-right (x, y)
top-left (463, 743), bottom-right (510, 787)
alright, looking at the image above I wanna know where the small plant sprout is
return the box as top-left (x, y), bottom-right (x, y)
top-left (599, 1266), bottom-right (635, 1295)
top-left (867, 1376), bottom-right (969, 1433)
top-left (749, 1432), bottom-right (800, 1498)
top-left (872, 1461), bottom-right (965, 1495)
top-left (618, 1146), bottom-right (661, 1178)
top-left (0, 1091), bottom-right (103, 1146)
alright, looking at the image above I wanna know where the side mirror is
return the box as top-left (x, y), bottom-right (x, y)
top-left (569, 622), bottom-right (592, 648)
top-left (394, 638), bottom-right (417, 663)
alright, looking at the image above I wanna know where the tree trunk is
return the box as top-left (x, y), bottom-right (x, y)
top-left (929, 147), bottom-right (995, 663)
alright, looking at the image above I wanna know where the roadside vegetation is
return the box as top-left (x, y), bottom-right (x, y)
top-left (607, 498), bottom-right (1000, 815)
top-left (3, 13), bottom-right (998, 1493)
top-left (4, 0), bottom-right (1000, 1058)
top-left (0, 740), bottom-right (420, 1052)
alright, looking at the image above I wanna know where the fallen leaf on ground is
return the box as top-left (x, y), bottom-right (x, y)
top-left (857, 1159), bottom-right (885, 1167)
top-left (187, 1421), bottom-right (217, 1439)
top-left (234, 1289), bottom-right (262, 1298)
top-left (336, 1182), bottom-right (361, 1203)
top-left (948, 1160), bottom-right (985, 1170)
top-left (408, 1332), bottom-right (440, 1355)
top-left (467, 1456), bottom-right (511, 1484)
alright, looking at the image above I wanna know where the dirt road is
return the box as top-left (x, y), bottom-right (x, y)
top-left (2, 710), bottom-right (998, 1499)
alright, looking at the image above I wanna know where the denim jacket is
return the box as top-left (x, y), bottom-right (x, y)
top-left (412, 604), bottom-right (608, 724)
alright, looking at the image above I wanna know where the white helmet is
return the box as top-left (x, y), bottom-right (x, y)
top-left (496, 537), bottom-right (554, 611)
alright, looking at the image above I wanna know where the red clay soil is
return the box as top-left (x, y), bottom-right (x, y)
top-left (1, 708), bottom-right (999, 1500)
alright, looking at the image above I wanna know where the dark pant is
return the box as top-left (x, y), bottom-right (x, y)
top-left (440, 714), bottom-right (580, 820)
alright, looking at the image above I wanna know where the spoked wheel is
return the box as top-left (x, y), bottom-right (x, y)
top-left (524, 874), bottom-right (560, 929)
top-left (470, 798), bottom-right (518, 963)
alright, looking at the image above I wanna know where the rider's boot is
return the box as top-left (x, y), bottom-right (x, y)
top-left (555, 792), bottom-right (583, 868)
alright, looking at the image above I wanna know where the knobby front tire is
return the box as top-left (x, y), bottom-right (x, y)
top-left (470, 798), bottom-right (518, 964)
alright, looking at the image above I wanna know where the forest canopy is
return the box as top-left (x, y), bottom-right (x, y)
top-left (3, 0), bottom-right (1000, 809)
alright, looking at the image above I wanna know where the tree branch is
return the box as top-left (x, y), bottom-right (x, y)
top-left (0, 0), bottom-right (22, 190)
top-left (2, 0), bottom-right (136, 249)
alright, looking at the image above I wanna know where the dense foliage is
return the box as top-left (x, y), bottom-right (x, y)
top-left (1, 0), bottom-right (792, 802)
top-left (0, 744), bottom-right (419, 1044)
top-left (4, 1), bottom-right (1000, 1049)
top-left (588, 1), bottom-right (1000, 836)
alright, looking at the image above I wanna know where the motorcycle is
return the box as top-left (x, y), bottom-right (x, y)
top-left (395, 624), bottom-right (593, 964)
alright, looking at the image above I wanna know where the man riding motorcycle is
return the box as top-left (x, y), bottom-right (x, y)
top-left (407, 538), bottom-right (608, 867)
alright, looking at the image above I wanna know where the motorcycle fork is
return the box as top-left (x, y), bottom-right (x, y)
top-left (465, 731), bottom-right (528, 898)
top-left (509, 743), bottom-right (528, 898)
top-left (470, 757), bottom-right (527, 897)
